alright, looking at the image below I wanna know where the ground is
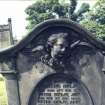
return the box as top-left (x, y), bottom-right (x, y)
top-left (0, 75), bottom-right (7, 105)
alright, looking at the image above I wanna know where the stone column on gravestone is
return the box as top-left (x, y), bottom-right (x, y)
top-left (1, 57), bottom-right (21, 105)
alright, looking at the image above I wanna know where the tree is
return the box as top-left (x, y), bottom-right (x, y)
top-left (81, 20), bottom-right (105, 39)
top-left (80, 0), bottom-right (105, 40)
top-left (25, 0), bottom-right (69, 30)
top-left (68, 0), bottom-right (77, 20)
top-left (90, 0), bottom-right (105, 24)
top-left (68, 0), bottom-right (89, 21)
top-left (25, 0), bottom-right (90, 30)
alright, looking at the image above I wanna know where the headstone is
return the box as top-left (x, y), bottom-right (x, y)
top-left (0, 18), bottom-right (14, 49)
top-left (0, 19), bottom-right (105, 105)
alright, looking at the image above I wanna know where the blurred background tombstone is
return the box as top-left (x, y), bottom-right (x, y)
top-left (0, 18), bottom-right (14, 49)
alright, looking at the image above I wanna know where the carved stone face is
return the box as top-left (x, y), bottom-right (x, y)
top-left (51, 37), bottom-right (68, 58)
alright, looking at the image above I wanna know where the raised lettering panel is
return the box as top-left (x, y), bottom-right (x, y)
top-left (29, 74), bottom-right (94, 105)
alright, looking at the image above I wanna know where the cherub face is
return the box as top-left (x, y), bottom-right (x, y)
top-left (51, 38), bottom-right (68, 58)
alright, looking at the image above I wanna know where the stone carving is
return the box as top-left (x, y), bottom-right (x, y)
top-left (29, 74), bottom-right (94, 105)
top-left (38, 32), bottom-right (80, 71)
top-left (43, 33), bottom-right (69, 68)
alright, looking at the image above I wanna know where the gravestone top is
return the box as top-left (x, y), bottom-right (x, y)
top-left (0, 19), bottom-right (105, 57)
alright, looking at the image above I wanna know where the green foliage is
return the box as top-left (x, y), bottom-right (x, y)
top-left (80, 20), bottom-right (105, 39)
top-left (68, 0), bottom-right (90, 21)
top-left (25, 0), bottom-right (90, 30)
top-left (25, 0), bottom-right (69, 30)
top-left (92, 0), bottom-right (105, 24)
top-left (80, 0), bottom-right (105, 40)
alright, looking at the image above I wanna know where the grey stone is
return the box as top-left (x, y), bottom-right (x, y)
top-left (0, 19), bottom-right (105, 105)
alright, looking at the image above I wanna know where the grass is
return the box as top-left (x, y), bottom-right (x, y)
top-left (0, 75), bottom-right (8, 105)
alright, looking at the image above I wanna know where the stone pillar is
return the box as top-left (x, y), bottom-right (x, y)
top-left (0, 57), bottom-right (21, 105)
top-left (8, 18), bottom-right (14, 45)
top-left (3, 73), bottom-right (21, 105)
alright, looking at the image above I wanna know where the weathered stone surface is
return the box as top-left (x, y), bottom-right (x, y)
top-left (0, 19), bottom-right (105, 105)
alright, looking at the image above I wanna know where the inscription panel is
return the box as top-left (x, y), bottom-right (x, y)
top-left (29, 74), bottom-right (94, 105)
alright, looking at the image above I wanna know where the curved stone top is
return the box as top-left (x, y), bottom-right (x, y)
top-left (0, 19), bottom-right (105, 57)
